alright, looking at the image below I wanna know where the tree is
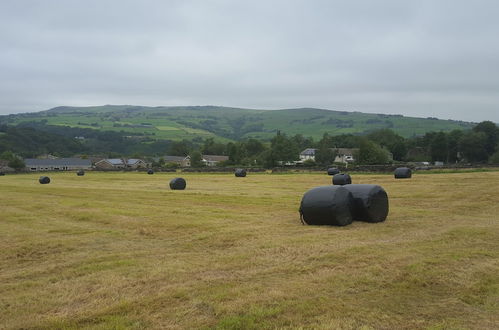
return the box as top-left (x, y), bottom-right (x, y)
top-left (473, 121), bottom-right (499, 156)
top-left (459, 131), bottom-right (488, 162)
top-left (8, 157), bottom-right (25, 171)
top-left (367, 129), bottom-right (407, 161)
top-left (356, 139), bottom-right (390, 165)
top-left (169, 140), bottom-right (191, 156)
top-left (189, 150), bottom-right (204, 167)
top-left (429, 132), bottom-right (448, 162)
top-left (489, 150), bottom-right (499, 164)
top-left (201, 138), bottom-right (226, 155)
top-left (315, 146), bottom-right (336, 166)
top-left (265, 132), bottom-right (299, 167)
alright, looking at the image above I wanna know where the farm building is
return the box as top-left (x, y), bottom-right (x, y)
top-left (95, 159), bottom-right (126, 169)
top-left (25, 158), bottom-right (92, 172)
top-left (154, 156), bottom-right (191, 167)
top-left (126, 159), bottom-right (147, 169)
top-left (202, 155), bottom-right (229, 167)
top-left (95, 158), bottom-right (147, 170)
top-left (299, 148), bottom-right (359, 163)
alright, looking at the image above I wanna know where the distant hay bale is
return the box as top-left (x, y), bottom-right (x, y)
top-left (327, 168), bottom-right (340, 176)
top-left (39, 176), bottom-right (50, 184)
top-left (343, 184), bottom-right (389, 223)
top-left (235, 168), bottom-right (247, 177)
top-left (394, 167), bottom-right (412, 179)
top-left (332, 173), bottom-right (352, 185)
top-left (169, 177), bottom-right (186, 190)
top-left (299, 185), bottom-right (354, 226)
top-left (0, 172), bottom-right (5, 176)
top-left (77, 170), bottom-right (85, 176)
top-left (147, 169), bottom-right (154, 175)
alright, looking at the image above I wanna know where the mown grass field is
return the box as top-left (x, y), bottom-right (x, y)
top-left (1, 171), bottom-right (498, 329)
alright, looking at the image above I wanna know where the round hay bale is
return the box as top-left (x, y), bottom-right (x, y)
top-left (343, 184), bottom-right (389, 223)
top-left (39, 176), bottom-right (50, 184)
top-left (327, 168), bottom-right (340, 176)
top-left (299, 185), bottom-right (354, 226)
top-left (169, 177), bottom-right (186, 190)
top-left (77, 170), bottom-right (85, 176)
top-left (147, 169), bottom-right (154, 175)
top-left (332, 173), bottom-right (352, 185)
top-left (235, 168), bottom-right (247, 177)
top-left (0, 172), bottom-right (5, 176)
top-left (394, 167), bottom-right (412, 179)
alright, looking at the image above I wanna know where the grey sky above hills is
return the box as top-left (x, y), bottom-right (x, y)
top-left (1, 1), bottom-right (498, 122)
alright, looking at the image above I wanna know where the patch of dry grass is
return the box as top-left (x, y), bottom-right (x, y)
top-left (0, 171), bottom-right (498, 329)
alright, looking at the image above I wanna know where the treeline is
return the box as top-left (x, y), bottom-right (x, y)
top-left (1, 120), bottom-right (498, 166)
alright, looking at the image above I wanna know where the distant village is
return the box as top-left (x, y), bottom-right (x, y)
top-left (0, 148), bottom-right (367, 173)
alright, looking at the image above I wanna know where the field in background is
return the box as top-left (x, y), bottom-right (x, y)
top-left (1, 171), bottom-right (498, 329)
top-left (3, 105), bottom-right (474, 141)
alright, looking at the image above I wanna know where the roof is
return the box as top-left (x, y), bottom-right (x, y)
top-left (202, 155), bottom-right (229, 162)
top-left (334, 148), bottom-right (358, 156)
top-left (106, 158), bottom-right (125, 165)
top-left (161, 155), bottom-right (188, 162)
top-left (126, 158), bottom-right (144, 165)
top-left (300, 148), bottom-right (317, 156)
top-left (25, 158), bottom-right (92, 166)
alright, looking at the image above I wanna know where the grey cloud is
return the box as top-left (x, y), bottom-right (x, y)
top-left (0, 0), bottom-right (498, 122)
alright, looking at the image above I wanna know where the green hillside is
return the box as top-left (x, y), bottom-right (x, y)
top-left (1, 105), bottom-right (474, 141)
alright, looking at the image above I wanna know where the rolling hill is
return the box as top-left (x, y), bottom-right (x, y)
top-left (1, 105), bottom-right (474, 142)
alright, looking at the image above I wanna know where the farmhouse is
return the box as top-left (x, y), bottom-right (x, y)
top-left (25, 158), bottom-right (92, 171)
top-left (299, 148), bottom-right (359, 163)
top-left (126, 158), bottom-right (147, 169)
top-left (154, 155), bottom-right (191, 167)
top-left (95, 159), bottom-right (125, 169)
top-left (202, 155), bottom-right (229, 167)
top-left (95, 158), bottom-right (148, 170)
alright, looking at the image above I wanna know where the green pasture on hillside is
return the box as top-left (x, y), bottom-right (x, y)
top-left (0, 171), bottom-right (498, 329)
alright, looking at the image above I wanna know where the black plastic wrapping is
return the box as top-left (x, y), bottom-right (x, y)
top-left (343, 184), bottom-right (389, 223)
top-left (0, 172), bottom-right (5, 176)
top-left (77, 170), bottom-right (85, 176)
top-left (332, 173), bottom-right (352, 185)
top-left (147, 169), bottom-right (154, 175)
top-left (394, 167), bottom-right (412, 179)
top-left (299, 185), bottom-right (354, 226)
top-left (39, 176), bottom-right (50, 184)
top-left (170, 177), bottom-right (186, 190)
top-left (235, 169), bottom-right (247, 177)
top-left (327, 168), bottom-right (340, 176)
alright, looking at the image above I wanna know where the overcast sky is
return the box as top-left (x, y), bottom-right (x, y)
top-left (1, 0), bottom-right (498, 122)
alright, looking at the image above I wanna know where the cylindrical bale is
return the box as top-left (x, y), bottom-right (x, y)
top-left (343, 184), bottom-right (389, 223)
top-left (169, 177), bottom-right (186, 190)
top-left (235, 168), bottom-right (247, 177)
top-left (332, 173), bottom-right (352, 185)
top-left (299, 185), bottom-right (354, 226)
top-left (0, 172), bottom-right (5, 176)
top-left (327, 168), bottom-right (340, 176)
top-left (77, 170), bottom-right (85, 176)
top-left (394, 167), bottom-right (412, 179)
top-left (39, 176), bottom-right (50, 184)
top-left (147, 169), bottom-right (154, 175)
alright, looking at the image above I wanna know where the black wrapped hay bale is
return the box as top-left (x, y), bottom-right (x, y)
top-left (299, 185), bottom-right (354, 226)
top-left (332, 173), bottom-right (352, 185)
top-left (77, 170), bottom-right (85, 176)
top-left (147, 169), bottom-right (154, 175)
top-left (394, 167), bottom-right (412, 179)
top-left (170, 177), bottom-right (186, 190)
top-left (0, 172), bottom-right (5, 176)
top-left (39, 176), bottom-right (50, 184)
top-left (343, 184), bottom-right (389, 223)
top-left (235, 168), bottom-right (246, 177)
top-left (327, 168), bottom-right (340, 176)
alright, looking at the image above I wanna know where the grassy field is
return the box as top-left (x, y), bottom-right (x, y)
top-left (0, 171), bottom-right (498, 329)
top-left (4, 105), bottom-right (474, 141)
